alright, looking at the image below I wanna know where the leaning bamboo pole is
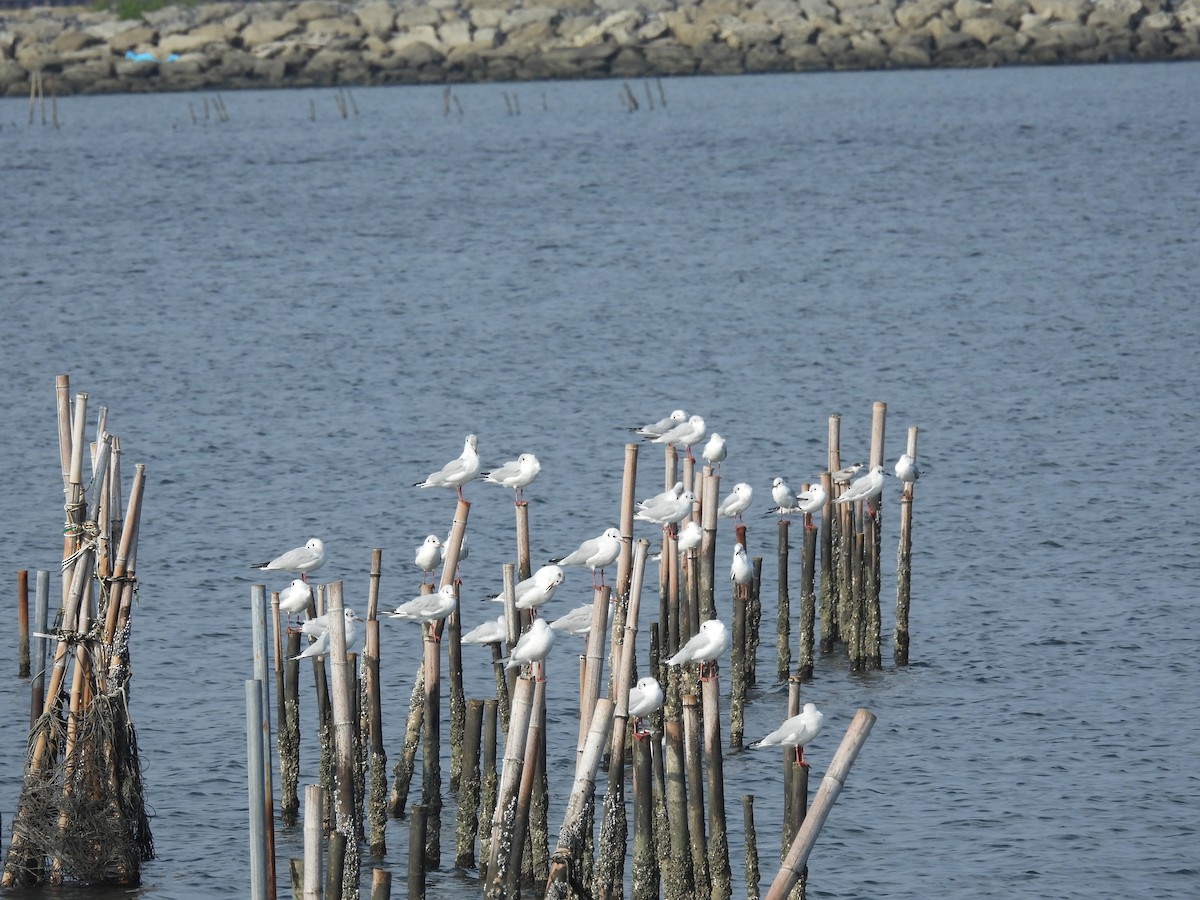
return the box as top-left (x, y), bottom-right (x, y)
top-left (764, 710), bottom-right (876, 900)
top-left (487, 675), bottom-right (534, 897)
top-left (545, 698), bottom-right (614, 898)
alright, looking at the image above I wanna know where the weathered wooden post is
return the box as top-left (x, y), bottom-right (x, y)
top-left (796, 503), bottom-right (818, 681)
top-left (327, 582), bottom-right (359, 900)
top-left (17, 570), bottom-right (29, 677)
top-left (776, 522), bottom-right (790, 681)
top-left (744, 795), bottom-right (760, 900)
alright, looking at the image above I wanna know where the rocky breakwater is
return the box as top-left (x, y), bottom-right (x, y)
top-left (2, 0), bottom-right (1198, 95)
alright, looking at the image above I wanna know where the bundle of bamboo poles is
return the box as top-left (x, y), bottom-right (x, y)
top-left (2, 375), bottom-right (152, 887)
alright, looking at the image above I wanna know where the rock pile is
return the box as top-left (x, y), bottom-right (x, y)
top-left (1, 0), bottom-right (1198, 95)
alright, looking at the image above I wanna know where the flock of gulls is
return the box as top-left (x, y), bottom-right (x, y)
top-left (250, 408), bottom-right (921, 762)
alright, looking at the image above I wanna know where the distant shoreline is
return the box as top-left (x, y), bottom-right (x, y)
top-left (2, 0), bottom-right (1198, 96)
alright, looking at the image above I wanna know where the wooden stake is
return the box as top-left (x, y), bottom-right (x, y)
top-left (764, 709), bottom-right (877, 900)
top-left (364, 619), bottom-right (387, 855)
top-left (281, 630), bottom-right (302, 825)
top-left (699, 466), bottom-right (720, 622)
top-left (29, 571), bottom-right (49, 728)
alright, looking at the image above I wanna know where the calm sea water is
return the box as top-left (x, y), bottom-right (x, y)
top-left (1, 62), bottom-right (1198, 899)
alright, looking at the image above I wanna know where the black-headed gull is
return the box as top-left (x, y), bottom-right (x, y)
top-left (717, 483), bottom-right (753, 520)
top-left (414, 534), bottom-right (442, 583)
top-left (551, 528), bottom-right (622, 588)
top-left (489, 564), bottom-right (565, 614)
top-left (483, 452), bottom-right (541, 502)
top-left (651, 415), bottom-right (706, 461)
top-left (414, 433), bottom-right (480, 500)
top-left (795, 483), bottom-right (827, 529)
top-left (730, 542), bottom-right (753, 586)
top-left (278, 579), bottom-right (314, 625)
top-left (894, 453), bottom-right (921, 485)
top-left (629, 409), bottom-right (687, 438)
top-left (461, 615), bottom-right (507, 645)
top-left (749, 702), bottom-right (824, 766)
top-left (832, 462), bottom-right (864, 484)
top-left (702, 432), bottom-right (727, 469)
top-left (549, 602), bottom-right (609, 638)
top-left (677, 520), bottom-right (703, 552)
top-left (502, 617), bottom-right (555, 678)
top-left (634, 490), bottom-right (696, 529)
top-left (833, 464), bottom-right (885, 513)
top-left (251, 537), bottom-right (326, 581)
top-left (770, 477), bottom-right (796, 521)
top-left (627, 675), bottom-right (664, 736)
top-left (390, 583), bottom-right (458, 624)
top-left (294, 607), bottom-right (361, 660)
top-left (666, 619), bottom-right (729, 678)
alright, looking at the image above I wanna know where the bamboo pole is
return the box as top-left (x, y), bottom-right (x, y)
top-left (796, 514), bottom-right (817, 681)
top-left (248, 681), bottom-right (268, 900)
top-left (577, 585), bottom-right (611, 762)
top-left (478, 698), bottom-right (499, 885)
top-left (371, 868), bottom-right (391, 900)
top-left (388, 658), bottom-right (423, 818)
top-left (252, 585), bottom-right (278, 900)
top-left (545, 698), bottom-right (614, 898)
top-left (866, 402), bottom-right (887, 670)
top-left (764, 709), bottom-right (877, 900)
top-left (281, 630), bottom-right (302, 825)
top-left (661, 676), bottom-right (694, 900)
top-left (731, 526), bottom-right (749, 750)
top-left (744, 795), bottom-right (760, 900)
top-left (420, 617), bottom-right (442, 869)
top-left (775, 521), bottom-right (790, 681)
top-left (506, 676), bottom-right (545, 898)
top-left (895, 426), bottom-right (918, 666)
top-left (682, 693), bottom-right (710, 898)
top-left (487, 675), bottom-right (534, 897)
top-left (408, 805), bottom-right (426, 900)
top-left (17, 570), bottom-right (29, 676)
top-left (615, 443), bottom-right (640, 603)
top-left (597, 540), bottom-right (648, 900)
top-left (748, 556), bottom-right (762, 686)
top-left (440, 504), bottom-right (468, 807)
top-left (455, 698), bottom-right (485, 869)
top-left (327, 583), bottom-right (359, 900)
top-left (703, 675), bottom-right (731, 900)
top-left (631, 730), bottom-right (657, 900)
top-left (364, 619), bottom-right (386, 856)
top-left (30, 570), bottom-right (49, 728)
top-left (699, 467), bottom-right (720, 622)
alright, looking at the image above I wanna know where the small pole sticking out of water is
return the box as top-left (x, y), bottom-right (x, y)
top-left (17, 569), bottom-right (29, 677)
top-left (776, 522), bottom-right (790, 681)
top-left (744, 794), bottom-right (760, 900)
